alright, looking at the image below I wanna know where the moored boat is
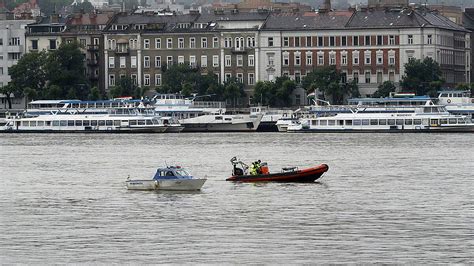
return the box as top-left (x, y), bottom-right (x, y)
top-left (226, 157), bottom-right (329, 182)
top-left (126, 166), bottom-right (206, 191)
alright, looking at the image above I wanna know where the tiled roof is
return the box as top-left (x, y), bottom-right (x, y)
top-left (262, 11), bottom-right (352, 30)
top-left (67, 12), bottom-right (114, 26)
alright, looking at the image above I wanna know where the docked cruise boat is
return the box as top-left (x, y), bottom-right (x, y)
top-left (437, 90), bottom-right (474, 121)
top-left (2, 112), bottom-right (168, 133)
top-left (250, 106), bottom-right (294, 132)
top-left (126, 166), bottom-right (206, 191)
top-left (287, 104), bottom-right (474, 133)
top-left (153, 93), bottom-right (263, 132)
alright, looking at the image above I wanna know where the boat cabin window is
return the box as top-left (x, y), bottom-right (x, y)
top-left (362, 119), bottom-right (369, 125)
top-left (175, 169), bottom-right (189, 176)
top-left (414, 119), bottom-right (422, 125)
top-left (130, 120), bottom-right (137, 126)
top-left (388, 119), bottom-right (395, 125)
top-left (46, 121), bottom-right (51, 126)
top-left (114, 120), bottom-right (121, 126)
top-left (379, 119), bottom-right (387, 125)
top-left (60, 120), bottom-right (67, 126)
top-left (165, 171), bottom-right (174, 176)
top-left (312, 120), bottom-right (317, 126)
top-left (396, 119), bottom-right (403, 125)
top-left (68, 120), bottom-right (74, 126)
top-left (38, 121), bottom-right (45, 126)
top-left (405, 119), bottom-right (413, 125)
top-left (440, 119), bottom-right (448, 124)
top-left (353, 120), bottom-right (361, 126)
top-left (320, 120), bottom-right (327, 126)
top-left (99, 120), bottom-right (106, 126)
top-left (338, 120), bottom-right (344, 126)
top-left (215, 116), bottom-right (223, 120)
top-left (345, 120), bottom-right (352, 126)
top-left (53, 121), bottom-right (60, 126)
top-left (225, 118), bottom-right (232, 121)
top-left (448, 118), bottom-right (457, 124)
top-left (75, 120), bottom-right (83, 126)
top-left (328, 120), bottom-right (335, 126)
top-left (138, 120), bottom-right (145, 125)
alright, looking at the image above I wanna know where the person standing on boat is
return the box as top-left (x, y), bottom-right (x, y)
top-left (250, 162), bottom-right (257, 175)
top-left (256, 160), bottom-right (262, 174)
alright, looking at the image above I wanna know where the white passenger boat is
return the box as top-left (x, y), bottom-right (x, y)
top-left (179, 113), bottom-right (263, 132)
top-left (126, 166), bottom-right (206, 191)
top-left (437, 90), bottom-right (474, 121)
top-left (2, 112), bottom-right (168, 133)
top-left (250, 106), bottom-right (294, 132)
top-left (287, 105), bottom-right (474, 133)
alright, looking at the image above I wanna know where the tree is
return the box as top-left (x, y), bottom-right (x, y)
top-left (88, 86), bottom-right (101, 100)
top-left (0, 84), bottom-right (23, 109)
top-left (253, 81), bottom-right (274, 106)
top-left (45, 42), bottom-right (89, 99)
top-left (302, 66), bottom-right (358, 104)
top-left (224, 78), bottom-right (246, 107)
top-left (72, 0), bottom-right (94, 13)
top-left (38, 0), bottom-right (75, 16)
top-left (373, 81), bottom-right (396, 98)
top-left (400, 57), bottom-right (443, 96)
top-left (109, 77), bottom-right (138, 98)
top-left (275, 79), bottom-right (296, 107)
top-left (8, 51), bottom-right (48, 96)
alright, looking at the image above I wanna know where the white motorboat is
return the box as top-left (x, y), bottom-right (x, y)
top-left (179, 113), bottom-right (263, 132)
top-left (125, 166), bottom-right (206, 191)
top-left (437, 90), bottom-right (474, 121)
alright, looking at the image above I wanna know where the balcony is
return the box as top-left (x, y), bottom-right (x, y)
top-left (115, 48), bottom-right (129, 54)
top-left (87, 44), bottom-right (99, 51)
top-left (232, 47), bottom-right (247, 54)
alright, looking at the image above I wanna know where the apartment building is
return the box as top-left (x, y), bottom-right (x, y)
top-left (0, 18), bottom-right (33, 109)
top-left (25, 14), bottom-right (67, 52)
top-left (259, 8), bottom-right (470, 101)
top-left (102, 10), bottom-right (268, 96)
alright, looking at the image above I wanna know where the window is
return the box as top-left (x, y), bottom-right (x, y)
top-left (201, 55), bottom-right (207, 67)
top-left (131, 56), bottom-right (137, 68)
top-left (155, 38), bottom-right (161, 49)
top-left (408, 35), bottom-right (413, 44)
top-left (365, 71), bottom-right (371, 83)
top-left (31, 40), bottom-right (38, 50)
top-left (283, 53), bottom-right (289, 66)
top-left (353, 36), bottom-right (359, 46)
top-left (365, 36), bottom-right (371, 46)
top-left (236, 55), bottom-right (243, 67)
top-left (167, 56), bottom-right (173, 66)
top-left (190, 55), bottom-right (196, 68)
top-left (306, 36), bottom-right (312, 47)
top-left (248, 55), bottom-right (255, 67)
top-left (283, 37), bottom-right (289, 47)
top-left (377, 71), bottom-right (383, 84)
top-left (353, 71), bottom-right (359, 83)
top-left (389, 71), bottom-right (395, 81)
top-left (108, 57), bottom-right (115, 68)
top-left (341, 53), bottom-right (347, 65)
top-left (190, 38), bottom-right (196, 48)
top-left (295, 71), bottom-right (301, 84)
top-left (294, 37), bottom-right (300, 47)
top-left (329, 52), bottom-right (336, 65)
top-left (225, 73), bottom-right (231, 82)
top-left (144, 39), bottom-right (150, 49)
top-left (268, 54), bottom-right (274, 66)
top-left (144, 74), bottom-right (150, 86)
top-left (388, 51), bottom-right (395, 65)
top-left (295, 53), bottom-right (301, 66)
top-left (318, 36), bottom-right (323, 47)
top-left (236, 73), bottom-right (243, 83)
top-left (427, 34), bottom-right (432, 44)
top-left (306, 52), bottom-right (312, 65)
top-left (213, 37), bottom-right (219, 48)
top-left (247, 37), bottom-right (255, 48)
top-left (120, 57), bottom-right (126, 68)
top-left (49, 39), bottom-right (57, 50)
top-left (268, 37), bottom-right (274, 47)
top-left (144, 56), bottom-right (150, 68)
top-left (108, 74), bottom-right (115, 86)
top-left (225, 55), bottom-right (231, 67)
top-left (341, 72), bottom-right (347, 83)
top-left (178, 38), bottom-right (185, 48)
top-left (377, 35), bottom-right (383, 46)
top-left (167, 38), bottom-right (173, 49)
top-left (213, 55), bottom-right (219, 67)
top-left (178, 56), bottom-right (185, 65)
top-left (341, 36), bottom-right (347, 46)
top-left (376, 52), bottom-right (383, 65)
top-left (389, 35), bottom-right (395, 45)
top-left (201, 38), bottom-right (207, 48)
top-left (8, 53), bottom-right (21, 60)
top-left (248, 73), bottom-right (255, 85)
top-left (129, 74), bottom-right (137, 85)
top-left (155, 74), bottom-right (162, 86)
top-left (353, 51), bottom-right (359, 65)
top-left (155, 56), bottom-right (161, 68)
top-left (224, 37), bottom-right (233, 48)
top-left (364, 51), bottom-right (371, 65)
top-left (329, 36), bottom-right (335, 46)
top-left (317, 53), bottom-right (324, 65)
top-left (235, 37), bottom-right (244, 50)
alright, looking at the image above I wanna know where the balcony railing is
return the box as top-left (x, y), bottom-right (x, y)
top-left (232, 47), bottom-right (247, 53)
top-left (115, 48), bottom-right (129, 54)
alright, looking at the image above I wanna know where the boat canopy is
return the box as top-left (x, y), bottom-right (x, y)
top-left (153, 166), bottom-right (192, 180)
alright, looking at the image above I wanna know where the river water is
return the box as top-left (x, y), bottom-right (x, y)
top-left (0, 133), bottom-right (473, 263)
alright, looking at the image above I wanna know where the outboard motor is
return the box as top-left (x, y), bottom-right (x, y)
top-left (233, 166), bottom-right (244, 176)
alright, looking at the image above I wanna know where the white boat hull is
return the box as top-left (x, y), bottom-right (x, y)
top-left (126, 179), bottom-right (206, 191)
top-left (180, 114), bottom-right (262, 132)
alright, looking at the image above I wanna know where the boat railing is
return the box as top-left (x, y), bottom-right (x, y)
top-left (191, 101), bottom-right (226, 109)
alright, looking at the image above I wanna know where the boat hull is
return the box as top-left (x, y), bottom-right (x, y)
top-left (226, 164), bottom-right (329, 183)
top-left (126, 178), bottom-right (206, 191)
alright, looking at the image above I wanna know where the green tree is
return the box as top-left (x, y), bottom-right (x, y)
top-left (275, 79), bottom-right (296, 107)
top-left (253, 81), bottom-right (274, 106)
top-left (400, 57), bottom-right (443, 96)
top-left (88, 86), bottom-right (101, 100)
top-left (45, 42), bottom-right (89, 99)
top-left (0, 84), bottom-right (23, 109)
top-left (8, 51), bottom-right (48, 95)
top-left (373, 81), bottom-right (396, 98)
top-left (72, 0), bottom-right (94, 13)
top-left (224, 78), bottom-right (246, 107)
top-left (44, 85), bottom-right (63, 100)
top-left (109, 77), bottom-right (138, 98)
top-left (38, 0), bottom-right (75, 15)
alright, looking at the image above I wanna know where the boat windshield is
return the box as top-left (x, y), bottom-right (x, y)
top-left (175, 169), bottom-right (190, 176)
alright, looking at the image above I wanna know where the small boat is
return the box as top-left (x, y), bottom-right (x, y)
top-left (126, 166), bottom-right (206, 191)
top-left (226, 157), bottom-right (329, 183)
